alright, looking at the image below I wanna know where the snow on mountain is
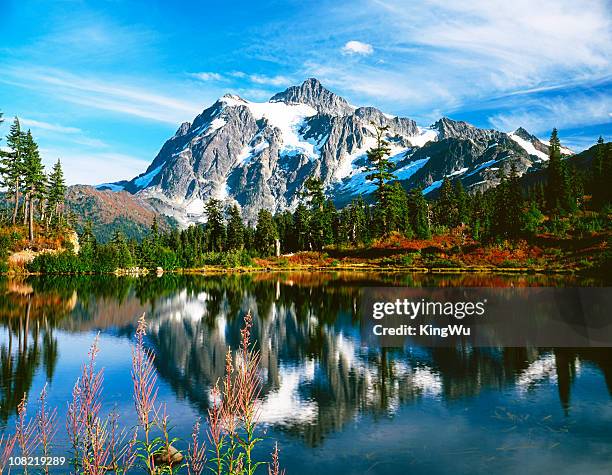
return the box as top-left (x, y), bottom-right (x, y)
top-left (102, 78), bottom-right (568, 225)
top-left (509, 132), bottom-right (549, 161)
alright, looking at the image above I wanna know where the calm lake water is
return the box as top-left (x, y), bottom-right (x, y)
top-left (1, 272), bottom-right (611, 474)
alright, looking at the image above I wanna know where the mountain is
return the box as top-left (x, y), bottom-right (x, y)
top-left (98, 78), bottom-right (572, 225)
top-left (65, 185), bottom-right (175, 241)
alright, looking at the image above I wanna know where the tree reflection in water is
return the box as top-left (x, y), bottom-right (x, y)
top-left (0, 272), bottom-right (610, 447)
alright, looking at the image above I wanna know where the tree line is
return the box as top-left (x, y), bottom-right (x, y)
top-left (17, 120), bottom-right (612, 272)
top-left (0, 116), bottom-right (67, 240)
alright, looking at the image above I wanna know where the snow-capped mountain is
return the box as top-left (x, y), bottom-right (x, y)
top-left (99, 78), bottom-right (571, 225)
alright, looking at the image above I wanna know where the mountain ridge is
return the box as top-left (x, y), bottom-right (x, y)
top-left (97, 78), bottom-right (572, 225)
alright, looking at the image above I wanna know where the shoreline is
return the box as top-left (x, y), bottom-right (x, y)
top-left (2, 263), bottom-right (581, 276)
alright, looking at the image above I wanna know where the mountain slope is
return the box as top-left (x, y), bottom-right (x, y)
top-left (65, 185), bottom-right (175, 241)
top-left (100, 78), bottom-right (572, 224)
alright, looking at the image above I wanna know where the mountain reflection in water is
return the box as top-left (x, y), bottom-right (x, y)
top-left (0, 272), bottom-right (611, 473)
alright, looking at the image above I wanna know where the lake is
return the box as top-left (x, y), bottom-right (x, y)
top-left (1, 272), bottom-right (611, 474)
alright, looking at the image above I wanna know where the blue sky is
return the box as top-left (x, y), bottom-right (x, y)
top-left (0, 0), bottom-right (610, 185)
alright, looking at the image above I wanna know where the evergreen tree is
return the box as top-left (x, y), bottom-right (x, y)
top-left (407, 187), bottom-right (431, 239)
top-left (454, 180), bottom-right (468, 225)
top-left (22, 130), bottom-right (45, 241)
top-left (111, 230), bottom-right (133, 268)
top-left (293, 203), bottom-right (310, 251)
top-left (522, 201), bottom-right (544, 237)
top-left (592, 136), bottom-right (611, 207)
top-left (348, 196), bottom-right (369, 244)
top-left (204, 198), bottom-right (226, 252)
top-left (364, 125), bottom-right (395, 234)
top-left (435, 177), bottom-right (457, 228)
top-left (79, 220), bottom-right (97, 268)
top-left (302, 176), bottom-right (333, 250)
top-left (506, 161), bottom-right (525, 238)
top-left (545, 128), bottom-right (574, 213)
top-left (0, 118), bottom-right (25, 224)
top-left (226, 204), bottom-right (245, 250)
top-left (255, 209), bottom-right (278, 256)
top-left (45, 159), bottom-right (66, 227)
top-left (387, 182), bottom-right (410, 234)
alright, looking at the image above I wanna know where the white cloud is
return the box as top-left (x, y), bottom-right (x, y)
top-left (341, 40), bottom-right (374, 55)
top-left (197, 71), bottom-right (291, 88)
top-left (247, 74), bottom-right (291, 87)
top-left (192, 72), bottom-right (224, 81)
top-left (20, 118), bottom-right (82, 134)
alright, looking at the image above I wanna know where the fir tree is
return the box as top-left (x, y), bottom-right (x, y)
top-left (387, 182), bottom-right (410, 234)
top-left (303, 176), bottom-right (333, 250)
top-left (45, 159), bottom-right (66, 227)
top-left (407, 187), bottom-right (430, 239)
top-left (22, 130), bottom-right (45, 241)
top-left (293, 203), bottom-right (310, 251)
top-left (435, 177), bottom-right (457, 228)
top-left (255, 209), bottom-right (278, 256)
top-left (111, 230), bottom-right (133, 268)
top-left (226, 204), bottom-right (245, 250)
top-left (506, 161), bottom-right (525, 238)
top-left (364, 125), bottom-right (395, 234)
top-left (204, 199), bottom-right (226, 252)
top-left (454, 180), bottom-right (468, 225)
top-left (0, 118), bottom-right (25, 224)
top-left (592, 136), bottom-right (610, 207)
top-left (348, 196), bottom-right (369, 244)
top-left (545, 128), bottom-right (574, 213)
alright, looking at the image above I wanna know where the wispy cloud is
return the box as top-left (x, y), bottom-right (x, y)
top-left (341, 40), bottom-right (374, 55)
top-left (488, 92), bottom-right (612, 134)
top-left (20, 118), bottom-right (82, 134)
top-left (192, 72), bottom-right (224, 81)
top-left (248, 0), bottom-right (611, 122)
top-left (192, 70), bottom-right (292, 88)
top-left (3, 66), bottom-right (204, 125)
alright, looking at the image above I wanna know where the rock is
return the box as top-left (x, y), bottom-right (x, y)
top-left (152, 445), bottom-right (183, 466)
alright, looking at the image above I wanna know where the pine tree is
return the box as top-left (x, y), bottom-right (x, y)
top-left (22, 130), bottom-right (45, 241)
top-left (364, 125), bottom-right (395, 234)
top-left (435, 177), bottom-right (457, 228)
top-left (255, 209), bottom-right (278, 256)
top-left (111, 230), bottom-right (133, 268)
top-left (293, 203), bottom-right (310, 251)
top-left (592, 136), bottom-right (610, 207)
top-left (303, 176), bottom-right (333, 250)
top-left (349, 195), bottom-right (369, 244)
top-left (204, 198), bottom-right (226, 252)
top-left (387, 182), bottom-right (410, 234)
top-left (545, 128), bottom-right (574, 213)
top-left (226, 204), bottom-right (245, 250)
top-left (454, 180), bottom-right (468, 225)
top-left (275, 210), bottom-right (295, 252)
top-left (407, 187), bottom-right (430, 239)
top-left (506, 161), bottom-right (524, 238)
top-left (45, 159), bottom-right (66, 227)
top-left (0, 118), bottom-right (25, 224)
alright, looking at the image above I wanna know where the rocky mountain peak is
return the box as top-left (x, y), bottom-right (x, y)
top-left (269, 78), bottom-right (354, 116)
top-left (174, 121), bottom-right (192, 137)
top-left (433, 117), bottom-right (500, 142)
